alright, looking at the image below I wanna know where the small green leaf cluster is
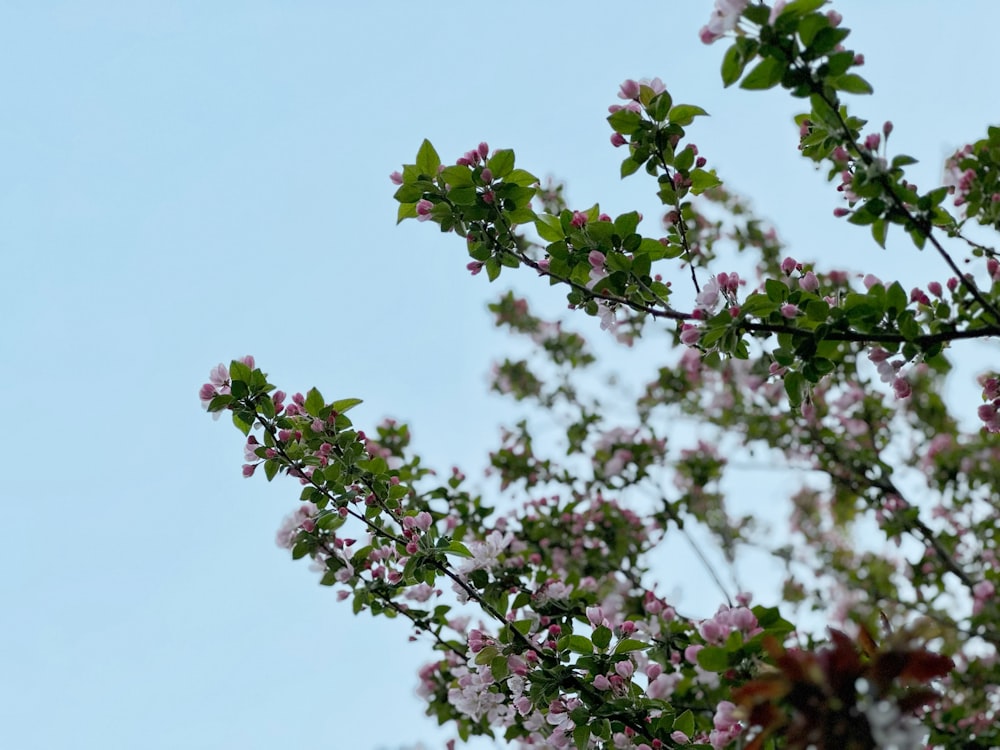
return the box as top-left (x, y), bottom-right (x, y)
top-left (394, 139), bottom-right (539, 281)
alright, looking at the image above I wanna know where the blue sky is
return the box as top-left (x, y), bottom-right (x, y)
top-left (2, 3), bottom-right (997, 749)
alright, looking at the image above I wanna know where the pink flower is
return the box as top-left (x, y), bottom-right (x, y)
top-left (618, 79), bottom-right (641, 100)
top-left (892, 376), bottom-right (912, 399)
top-left (415, 199), bottom-right (434, 221)
top-left (780, 256), bottom-right (797, 275)
top-left (768, 0), bottom-right (786, 24)
top-left (570, 210), bottom-right (588, 228)
top-left (780, 303), bottom-right (800, 318)
top-left (610, 132), bottom-right (627, 148)
top-left (699, 0), bottom-right (749, 44)
top-left (973, 580), bottom-right (995, 614)
top-left (466, 261), bottom-right (484, 276)
top-left (696, 278), bottom-right (721, 311)
top-left (200, 363), bottom-right (232, 410)
top-left (389, 171), bottom-right (403, 185)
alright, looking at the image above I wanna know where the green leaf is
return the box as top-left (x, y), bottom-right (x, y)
top-left (620, 156), bottom-right (642, 178)
top-left (689, 168), bottom-right (722, 194)
top-left (592, 626), bottom-right (612, 650)
top-left (797, 13), bottom-right (828, 46)
top-left (474, 645), bottom-right (498, 665)
top-left (886, 282), bottom-right (907, 317)
top-left (229, 359), bottom-right (252, 384)
top-left (675, 147), bottom-right (695, 173)
top-left (614, 211), bottom-right (641, 237)
top-left (415, 139), bottom-right (441, 176)
top-left (673, 709), bottom-right (695, 738)
top-left (487, 149), bottom-right (515, 178)
top-left (613, 638), bottom-right (650, 654)
top-left (830, 73), bottom-right (873, 95)
top-left (784, 371), bottom-right (805, 407)
top-left (668, 104), bottom-right (709, 126)
top-left (490, 654), bottom-right (509, 681)
top-left (740, 57), bottom-right (785, 90)
top-left (535, 216), bottom-right (564, 242)
top-left (573, 724), bottom-right (591, 750)
top-left (607, 108), bottom-right (643, 135)
top-left (783, 0), bottom-right (827, 15)
top-left (446, 541), bottom-right (473, 558)
top-left (396, 201), bottom-right (417, 224)
top-left (232, 411), bottom-right (253, 436)
top-left (447, 186), bottom-right (478, 206)
top-left (765, 278), bottom-right (788, 303)
top-left (871, 217), bottom-right (888, 248)
top-left (393, 184), bottom-right (424, 203)
top-left (207, 393), bottom-right (233, 412)
top-left (650, 91), bottom-right (674, 122)
top-left (439, 165), bottom-right (473, 187)
top-left (721, 44), bottom-right (745, 87)
top-left (605, 253), bottom-right (631, 273)
top-left (564, 635), bottom-right (594, 654)
top-left (696, 646), bottom-right (729, 672)
top-left (485, 256), bottom-right (501, 281)
top-left (331, 397), bottom-right (363, 413)
top-left (304, 387), bottom-right (325, 416)
top-left (505, 168), bottom-right (539, 186)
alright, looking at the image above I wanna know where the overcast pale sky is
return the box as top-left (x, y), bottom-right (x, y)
top-left (3, 3), bottom-right (997, 749)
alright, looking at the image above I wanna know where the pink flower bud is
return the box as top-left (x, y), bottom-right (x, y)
top-left (799, 271), bottom-right (820, 292)
top-left (586, 606), bottom-right (605, 627)
top-left (863, 273), bottom-right (882, 289)
top-left (781, 256), bottom-right (798, 275)
top-left (780, 303), bottom-right (800, 318)
top-left (684, 644), bottom-right (703, 663)
top-left (415, 198), bottom-right (433, 219)
top-left (480, 168), bottom-right (493, 183)
top-left (615, 660), bottom-right (634, 679)
top-left (610, 132), bottom-right (627, 148)
top-left (680, 325), bottom-right (701, 346)
top-left (389, 171), bottom-right (403, 185)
